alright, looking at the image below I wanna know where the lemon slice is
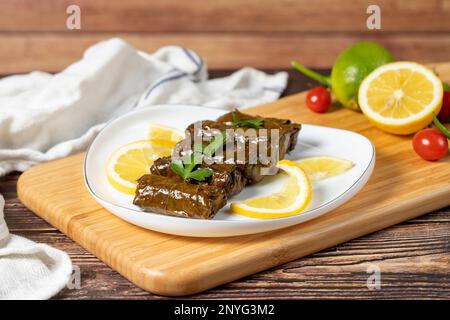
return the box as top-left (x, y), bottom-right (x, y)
top-left (230, 160), bottom-right (312, 219)
top-left (148, 124), bottom-right (184, 149)
top-left (293, 156), bottom-right (354, 181)
top-left (358, 62), bottom-right (443, 135)
top-left (106, 140), bottom-right (172, 195)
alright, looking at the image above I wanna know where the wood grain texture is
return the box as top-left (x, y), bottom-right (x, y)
top-left (2, 69), bottom-right (449, 299)
top-left (15, 64), bottom-right (450, 297)
top-left (2, 33), bottom-right (450, 73)
top-left (1, 0), bottom-right (449, 72)
top-left (1, 0), bottom-right (450, 32)
top-left (3, 174), bottom-right (450, 299)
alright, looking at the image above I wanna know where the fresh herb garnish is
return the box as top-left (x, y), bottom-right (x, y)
top-left (170, 160), bottom-right (188, 178)
top-left (185, 168), bottom-right (213, 181)
top-left (170, 132), bottom-right (227, 182)
top-left (193, 131), bottom-right (227, 157)
top-left (203, 132), bottom-right (227, 156)
top-left (231, 111), bottom-right (263, 129)
top-left (443, 82), bottom-right (450, 91)
top-left (170, 152), bottom-right (212, 182)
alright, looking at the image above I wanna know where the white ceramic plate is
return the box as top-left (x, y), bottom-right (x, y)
top-left (84, 104), bottom-right (375, 237)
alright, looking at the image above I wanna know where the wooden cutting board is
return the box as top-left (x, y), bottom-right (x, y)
top-left (17, 62), bottom-right (450, 296)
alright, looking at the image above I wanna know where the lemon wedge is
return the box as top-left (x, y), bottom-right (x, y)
top-left (293, 156), bottom-right (354, 181)
top-left (148, 124), bottom-right (184, 149)
top-left (106, 140), bottom-right (172, 195)
top-left (358, 62), bottom-right (443, 135)
top-left (230, 160), bottom-right (312, 219)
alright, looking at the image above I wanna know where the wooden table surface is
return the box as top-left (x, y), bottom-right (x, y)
top-left (1, 70), bottom-right (449, 300)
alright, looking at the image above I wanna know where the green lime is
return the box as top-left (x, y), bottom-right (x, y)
top-left (292, 41), bottom-right (393, 111)
top-left (331, 41), bottom-right (393, 110)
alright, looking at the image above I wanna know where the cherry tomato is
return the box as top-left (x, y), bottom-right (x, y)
top-left (306, 86), bottom-right (331, 113)
top-left (437, 91), bottom-right (450, 122)
top-left (412, 128), bottom-right (448, 161)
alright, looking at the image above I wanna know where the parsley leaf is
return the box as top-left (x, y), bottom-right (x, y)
top-left (170, 160), bottom-right (186, 178)
top-left (170, 157), bottom-right (213, 182)
top-left (170, 133), bottom-right (225, 182)
top-left (443, 82), bottom-right (450, 91)
top-left (186, 168), bottom-right (213, 181)
top-left (231, 111), bottom-right (263, 128)
top-left (204, 132), bottom-right (227, 157)
top-left (170, 152), bottom-right (202, 180)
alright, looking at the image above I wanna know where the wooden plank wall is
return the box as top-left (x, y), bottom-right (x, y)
top-left (1, 0), bottom-right (450, 73)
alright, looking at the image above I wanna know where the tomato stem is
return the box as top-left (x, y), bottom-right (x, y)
top-left (433, 113), bottom-right (450, 139)
top-left (291, 60), bottom-right (332, 88)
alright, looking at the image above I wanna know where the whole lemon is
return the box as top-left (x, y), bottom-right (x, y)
top-left (292, 41), bottom-right (393, 111)
top-left (331, 41), bottom-right (393, 110)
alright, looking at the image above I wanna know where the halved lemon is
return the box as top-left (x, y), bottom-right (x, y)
top-left (230, 160), bottom-right (312, 219)
top-left (293, 156), bottom-right (354, 181)
top-left (148, 124), bottom-right (184, 149)
top-left (106, 140), bottom-right (172, 195)
top-left (358, 62), bottom-right (443, 135)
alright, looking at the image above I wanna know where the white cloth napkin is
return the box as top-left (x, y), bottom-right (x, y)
top-left (0, 38), bottom-right (288, 299)
top-left (0, 195), bottom-right (73, 299)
